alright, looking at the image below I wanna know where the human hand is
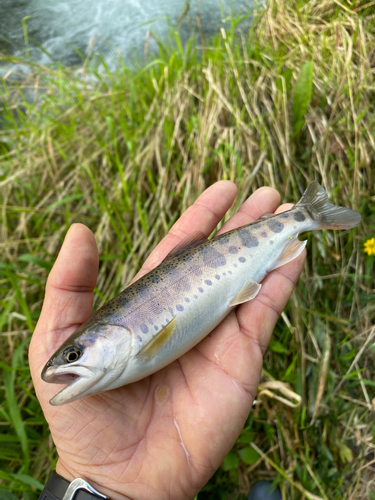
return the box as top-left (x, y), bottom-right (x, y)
top-left (29, 181), bottom-right (306, 500)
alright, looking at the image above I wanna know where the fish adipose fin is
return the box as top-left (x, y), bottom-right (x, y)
top-left (296, 181), bottom-right (361, 230)
top-left (230, 279), bottom-right (262, 307)
top-left (138, 316), bottom-right (177, 359)
top-left (268, 236), bottom-right (307, 273)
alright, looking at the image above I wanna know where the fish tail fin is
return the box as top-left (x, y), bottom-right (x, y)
top-left (296, 181), bottom-right (361, 230)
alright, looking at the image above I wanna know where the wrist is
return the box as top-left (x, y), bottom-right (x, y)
top-left (55, 461), bottom-right (133, 500)
top-left (39, 471), bottom-right (108, 500)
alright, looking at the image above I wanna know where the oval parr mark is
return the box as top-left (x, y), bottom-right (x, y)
top-left (218, 234), bottom-right (230, 245)
top-left (140, 324), bottom-right (149, 334)
top-left (280, 213), bottom-right (289, 219)
top-left (184, 297), bottom-right (190, 303)
top-left (267, 219), bottom-right (284, 233)
top-left (176, 304), bottom-right (184, 312)
top-left (200, 246), bottom-right (226, 268)
top-left (215, 274), bottom-right (220, 280)
top-left (239, 257), bottom-right (246, 263)
top-left (238, 229), bottom-right (259, 248)
top-left (198, 287), bottom-right (204, 293)
top-left (229, 246), bottom-right (238, 254)
top-left (205, 280), bottom-right (212, 286)
top-left (294, 211), bottom-right (306, 222)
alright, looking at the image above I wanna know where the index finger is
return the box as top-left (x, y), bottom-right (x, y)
top-left (132, 180), bottom-right (238, 281)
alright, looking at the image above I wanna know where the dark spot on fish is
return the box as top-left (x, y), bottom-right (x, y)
top-left (200, 246), bottom-right (226, 268)
top-left (176, 304), bottom-right (184, 311)
top-left (218, 234), bottom-right (230, 245)
top-left (151, 274), bottom-right (161, 284)
top-left (163, 263), bottom-right (180, 277)
top-left (198, 287), bottom-right (204, 293)
top-left (165, 318), bottom-right (169, 323)
top-left (215, 274), bottom-right (220, 280)
top-left (140, 324), bottom-right (149, 334)
top-left (261, 232), bottom-right (267, 238)
top-left (180, 252), bottom-right (194, 262)
top-left (267, 219), bottom-right (284, 233)
top-left (137, 335), bottom-right (142, 342)
top-left (184, 297), bottom-right (190, 303)
top-left (229, 246), bottom-right (238, 254)
top-left (251, 223), bottom-right (261, 230)
top-left (169, 307), bottom-right (173, 315)
top-left (238, 229), bottom-right (259, 248)
top-left (205, 280), bottom-right (212, 286)
top-left (154, 325), bottom-right (158, 331)
top-left (239, 257), bottom-right (246, 263)
top-left (294, 211), bottom-right (306, 222)
top-left (136, 282), bottom-right (149, 295)
top-left (161, 324), bottom-right (165, 328)
top-left (148, 319), bottom-right (154, 325)
top-left (194, 295), bottom-right (198, 299)
top-left (280, 213), bottom-right (289, 219)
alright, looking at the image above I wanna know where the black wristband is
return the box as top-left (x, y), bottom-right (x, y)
top-left (39, 471), bottom-right (108, 500)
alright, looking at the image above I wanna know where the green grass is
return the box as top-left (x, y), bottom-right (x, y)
top-left (1, 0), bottom-right (374, 498)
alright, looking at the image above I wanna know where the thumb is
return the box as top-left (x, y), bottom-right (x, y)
top-left (29, 223), bottom-right (99, 378)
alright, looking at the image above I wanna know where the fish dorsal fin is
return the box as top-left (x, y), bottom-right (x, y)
top-left (258, 212), bottom-right (274, 221)
top-left (230, 279), bottom-right (262, 307)
top-left (138, 316), bottom-right (177, 359)
top-left (163, 231), bottom-right (207, 262)
top-left (268, 236), bottom-right (307, 272)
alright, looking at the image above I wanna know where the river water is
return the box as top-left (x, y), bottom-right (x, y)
top-left (1, 0), bottom-right (257, 72)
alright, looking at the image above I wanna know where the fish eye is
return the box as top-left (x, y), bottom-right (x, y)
top-left (63, 346), bottom-right (82, 363)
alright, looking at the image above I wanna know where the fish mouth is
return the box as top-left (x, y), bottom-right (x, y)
top-left (42, 364), bottom-right (104, 406)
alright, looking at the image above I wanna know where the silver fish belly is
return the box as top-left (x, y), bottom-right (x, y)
top-left (42, 181), bottom-right (361, 405)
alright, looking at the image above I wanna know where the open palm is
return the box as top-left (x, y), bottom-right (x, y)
top-left (29, 181), bottom-right (305, 500)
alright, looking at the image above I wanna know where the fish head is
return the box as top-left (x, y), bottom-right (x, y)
top-left (41, 321), bottom-right (132, 405)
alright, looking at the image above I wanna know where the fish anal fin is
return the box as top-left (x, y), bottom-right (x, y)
top-left (138, 316), bottom-right (177, 359)
top-left (164, 232), bottom-right (207, 261)
top-left (230, 279), bottom-right (262, 307)
top-left (268, 237), bottom-right (307, 272)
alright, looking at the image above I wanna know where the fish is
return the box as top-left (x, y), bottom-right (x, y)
top-left (41, 181), bottom-right (361, 405)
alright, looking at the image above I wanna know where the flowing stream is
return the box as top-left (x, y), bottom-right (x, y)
top-left (1, 0), bottom-right (257, 73)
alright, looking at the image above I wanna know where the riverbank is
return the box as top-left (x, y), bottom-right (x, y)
top-left (0, 1), bottom-right (374, 499)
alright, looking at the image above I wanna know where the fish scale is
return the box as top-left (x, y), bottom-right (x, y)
top-left (42, 181), bottom-right (361, 405)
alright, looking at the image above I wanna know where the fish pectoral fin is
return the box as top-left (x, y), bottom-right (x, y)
top-left (268, 236), bottom-right (307, 272)
top-left (230, 279), bottom-right (262, 307)
top-left (137, 316), bottom-right (177, 359)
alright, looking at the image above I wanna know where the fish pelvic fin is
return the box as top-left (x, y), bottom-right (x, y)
top-left (296, 181), bottom-right (361, 230)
